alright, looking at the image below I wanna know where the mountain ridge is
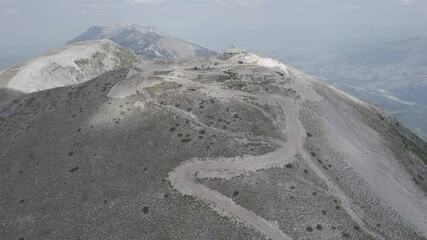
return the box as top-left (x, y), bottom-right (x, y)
top-left (67, 23), bottom-right (217, 60)
top-left (1, 49), bottom-right (426, 239)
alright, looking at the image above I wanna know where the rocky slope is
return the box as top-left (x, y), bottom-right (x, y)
top-left (68, 22), bottom-right (217, 60)
top-left (0, 49), bottom-right (426, 240)
top-left (0, 39), bottom-right (142, 103)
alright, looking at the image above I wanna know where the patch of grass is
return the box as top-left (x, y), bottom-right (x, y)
top-left (311, 152), bottom-right (316, 157)
top-left (353, 225), bottom-right (360, 231)
top-left (290, 186), bottom-right (295, 190)
top-left (69, 166), bottom-right (79, 173)
top-left (233, 191), bottom-right (239, 197)
top-left (316, 224), bottom-right (322, 230)
top-left (321, 210), bottom-right (327, 215)
top-left (67, 152), bottom-right (74, 157)
top-left (306, 133), bottom-right (312, 137)
top-left (336, 205), bottom-right (341, 210)
top-left (285, 163), bottom-right (293, 169)
top-left (169, 127), bottom-right (176, 132)
top-left (181, 138), bottom-right (192, 143)
top-left (342, 233), bottom-right (350, 238)
top-left (199, 129), bottom-right (206, 135)
top-left (312, 192), bottom-right (317, 196)
top-left (303, 169), bottom-right (308, 174)
top-left (306, 226), bottom-right (313, 232)
top-left (143, 206), bottom-right (149, 214)
top-left (177, 133), bottom-right (183, 137)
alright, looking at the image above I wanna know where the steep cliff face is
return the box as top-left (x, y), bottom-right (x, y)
top-left (0, 50), bottom-right (426, 240)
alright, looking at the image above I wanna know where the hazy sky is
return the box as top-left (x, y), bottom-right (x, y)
top-left (1, 0), bottom-right (427, 50)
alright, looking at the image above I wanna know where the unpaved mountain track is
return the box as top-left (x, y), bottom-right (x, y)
top-left (168, 96), bottom-right (296, 240)
top-left (165, 69), bottom-right (383, 240)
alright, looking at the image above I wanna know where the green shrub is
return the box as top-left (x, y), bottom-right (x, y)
top-left (143, 206), bottom-right (149, 214)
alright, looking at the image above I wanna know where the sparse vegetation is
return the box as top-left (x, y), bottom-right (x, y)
top-left (143, 206), bottom-right (149, 214)
top-left (316, 224), bottom-right (322, 230)
top-left (306, 226), bottom-right (313, 232)
top-left (233, 191), bottom-right (239, 197)
top-left (69, 166), bottom-right (79, 173)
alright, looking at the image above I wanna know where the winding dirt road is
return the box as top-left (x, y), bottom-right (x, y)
top-left (168, 95), bottom-right (299, 240)
top-left (162, 67), bottom-right (382, 240)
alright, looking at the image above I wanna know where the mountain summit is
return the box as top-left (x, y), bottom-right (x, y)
top-left (67, 22), bottom-right (217, 60)
top-left (1, 49), bottom-right (426, 239)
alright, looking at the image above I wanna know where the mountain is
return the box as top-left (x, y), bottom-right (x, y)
top-left (67, 22), bottom-right (218, 60)
top-left (0, 39), bottom-right (142, 104)
top-left (1, 49), bottom-right (426, 240)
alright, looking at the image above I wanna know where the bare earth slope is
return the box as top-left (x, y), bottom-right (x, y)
top-left (0, 50), bottom-right (426, 240)
top-left (0, 39), bottom-right (141, 103)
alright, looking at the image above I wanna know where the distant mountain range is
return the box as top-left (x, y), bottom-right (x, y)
top-left (67, 22), bottom-right (217, 60)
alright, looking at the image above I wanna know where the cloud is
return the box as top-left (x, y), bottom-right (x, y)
top-left (2, 8), bottom-right (22, 16)
top-left (215, 0), bottom-right (264, 6)
top-left (345, 4), bottom-right (361, 10)
top-left (126, 0), bottom-right (165, 3)
top-left (382, 0), bottom-right (416, 6)
top-left (395, 0), bottom-right (416, 5)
